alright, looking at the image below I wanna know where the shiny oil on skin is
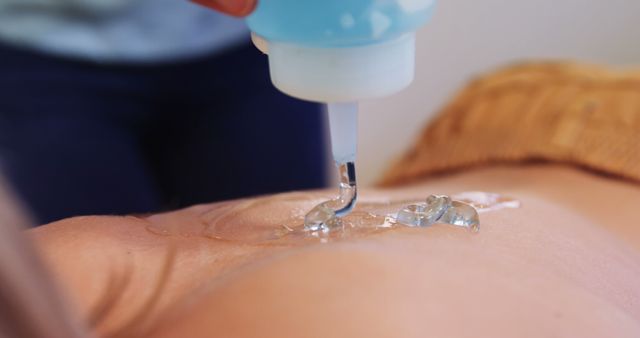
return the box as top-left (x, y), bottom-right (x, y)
top-left (146, 191), bottom-right (520, 245)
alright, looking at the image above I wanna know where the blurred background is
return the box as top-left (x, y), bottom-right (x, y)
top-left (0, 0), bottom-right (327, 224)
top-left (359, 0), bottom-right (640, 184)
top-left (1, 0), bottom-right (640, 223)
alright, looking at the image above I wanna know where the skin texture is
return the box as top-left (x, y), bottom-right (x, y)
top-left (191, 0), bottom-right (257, 17)
top-left (28, 164), bottom-right (640, 337)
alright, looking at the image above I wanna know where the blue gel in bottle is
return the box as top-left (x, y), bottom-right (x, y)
top-left (247, 0), bottom-right (435, 47)
top-left (246, 0), bottom-right (436, 102)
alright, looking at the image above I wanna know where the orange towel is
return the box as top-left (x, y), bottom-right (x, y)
top-left (380, 62), bottom-right (640, 186)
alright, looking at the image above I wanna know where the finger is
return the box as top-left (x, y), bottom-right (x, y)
top-left (191, 0), bottom-right (257, 17)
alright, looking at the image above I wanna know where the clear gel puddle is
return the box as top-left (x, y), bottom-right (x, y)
top-left (146, 191), bottom-right (520, 246)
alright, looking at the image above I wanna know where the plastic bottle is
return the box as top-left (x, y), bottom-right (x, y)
top-left (246, 0), bottom-right (436, 103)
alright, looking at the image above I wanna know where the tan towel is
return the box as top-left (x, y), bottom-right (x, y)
top-left (380, 62), bottom-right (640, 186)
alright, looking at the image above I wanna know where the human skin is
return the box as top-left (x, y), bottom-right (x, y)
top-left (191, 0), bottom-right (257, 17)
top-left (28, 164), bottom-right (640, 337)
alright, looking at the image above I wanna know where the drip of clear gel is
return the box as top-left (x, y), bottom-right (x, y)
top-left (145, 191), bottom-right (521, 245)
top-left (395, 192), bottom-right (521, 232)
top-left (304, 102), bottom-right (359, 233)
top-left (396, 195), bottom-right (481, 232)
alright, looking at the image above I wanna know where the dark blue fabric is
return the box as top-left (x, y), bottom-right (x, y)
top-left (0, 43), bottom-right (327, 224)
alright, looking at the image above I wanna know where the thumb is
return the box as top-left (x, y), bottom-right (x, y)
top-left (191, 0), bottom-right (257, 17)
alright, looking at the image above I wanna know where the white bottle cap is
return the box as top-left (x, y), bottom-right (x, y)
top-left (256, 33), bottom-right (416, 103)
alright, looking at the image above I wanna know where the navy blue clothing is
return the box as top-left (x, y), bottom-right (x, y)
top-left (0, 43), bottom-right (327, 224)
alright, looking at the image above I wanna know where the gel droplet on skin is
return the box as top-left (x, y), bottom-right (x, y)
top-left (439, 201), bottom-right (480, 233)
top-left (395, 195), bottom-right (479, 231)
top-left (304, 203), bottom-right (341, 233)
top-left (146, 191), bottom-right (519, 245)
top-left (452, 191), bottom-right (521, 213)
top-left (397, 195), bottom-right (452, 227)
